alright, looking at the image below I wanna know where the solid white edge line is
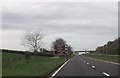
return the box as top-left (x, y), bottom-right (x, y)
top-left (50, 59), bottom-right (70, 78)
top-left (103, 72), bottom-right (110, 76)
top-left (83, 56), bottom-right (120, 65)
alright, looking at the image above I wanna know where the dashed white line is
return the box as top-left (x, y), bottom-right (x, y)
top-left (84, 61), bottom-right (86, 63)
top-left (83, 56), bottom-right (120, 65)
top-left (92, 65), bottom-right (95, 68)
top-left (103, 72), bottom-right (110, 76)
top-left (87, 63), bottom-right (89, 65)
top-left (50, 59), bottom-right (70, 78)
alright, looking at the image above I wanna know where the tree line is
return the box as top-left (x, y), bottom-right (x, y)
top-left (21, 30), bottom-right (73, 56)
top-left (95, 37), bottom-right (120, 55)
top-left (1, 30), bottom-right (73, 59)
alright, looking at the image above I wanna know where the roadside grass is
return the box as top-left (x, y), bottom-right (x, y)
top-left (83, 54), bottom-right (120, 63)
top-left (2, 53), bottom-right (71, 76)
top-left (0, 53), bottom-right (2, 77)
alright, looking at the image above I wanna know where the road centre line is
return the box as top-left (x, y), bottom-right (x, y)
top-left (87, 63), bottom-right (89, 64)
top-left (92, 65), bottom-right (95, 68)
top-left (103, 72), bottom-right (110, 76)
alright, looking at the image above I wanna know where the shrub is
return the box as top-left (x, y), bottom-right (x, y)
top-left (24, 51), bottom-right (31, 60)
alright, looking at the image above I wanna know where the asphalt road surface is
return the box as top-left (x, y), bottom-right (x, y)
top-left (55, 55), bottom-right (119, 76)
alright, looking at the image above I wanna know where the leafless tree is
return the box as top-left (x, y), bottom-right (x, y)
top-left (22, 30), bottom-right (44, 54)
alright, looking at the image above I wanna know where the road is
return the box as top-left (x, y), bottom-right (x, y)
top-left (54, 55), bottom-right (119, 76)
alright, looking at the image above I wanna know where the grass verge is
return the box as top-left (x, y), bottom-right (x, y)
top-left (83, 54), bottom-right (120, 63)
top-left (0, 53), bottom-right (2, 77)
top-left (2, 53), bottom-right (71, 76)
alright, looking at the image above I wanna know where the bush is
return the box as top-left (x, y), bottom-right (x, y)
top-left (38, 53), bottom-right (54, 57)
top-left (24, 51), bottom-right (31, 60)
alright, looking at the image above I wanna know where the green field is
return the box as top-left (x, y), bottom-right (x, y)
top-left (83, 54), bottom-right (120, 63)
top-left (2, 53), bottom-right (71, 76)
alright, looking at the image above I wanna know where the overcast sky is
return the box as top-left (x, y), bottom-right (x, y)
top-left (1, 2), bottom-right (118, 51)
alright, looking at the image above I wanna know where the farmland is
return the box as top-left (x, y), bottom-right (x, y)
top-left (2, 52), bottom-right (70, 76)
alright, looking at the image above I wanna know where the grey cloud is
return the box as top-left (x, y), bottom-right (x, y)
top-left (2, 2), bottom-right (118, 50)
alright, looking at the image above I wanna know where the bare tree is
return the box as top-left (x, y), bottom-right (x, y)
top-left (22, 30), bottom-right (44, 54)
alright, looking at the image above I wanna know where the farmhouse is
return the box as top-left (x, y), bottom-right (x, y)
top-left (53, 38), bottom-right (69, 56)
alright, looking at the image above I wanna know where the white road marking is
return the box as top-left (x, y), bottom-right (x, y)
top-left (83, 56), bottom-right (120, 65)
top-left (92, 65), bottom-right (95, 68)
top-left (87, 63), bottom-right (89, 65)
top-left (84, 61), bottom-right (86, 63)
top-left (103, 72), bottom-right (110, 76)
top-left (50, 59), bottom-right (70, 78)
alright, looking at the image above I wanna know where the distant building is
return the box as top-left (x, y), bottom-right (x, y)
top-left (53, 38), bottom-right (68, 56)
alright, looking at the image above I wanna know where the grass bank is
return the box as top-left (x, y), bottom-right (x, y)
top-left (83, 54), bottom-right (120, 63)
top-left (2, 53), bottom-right (71, 76)
top-left (0, 53), bottom-right (2, 77)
